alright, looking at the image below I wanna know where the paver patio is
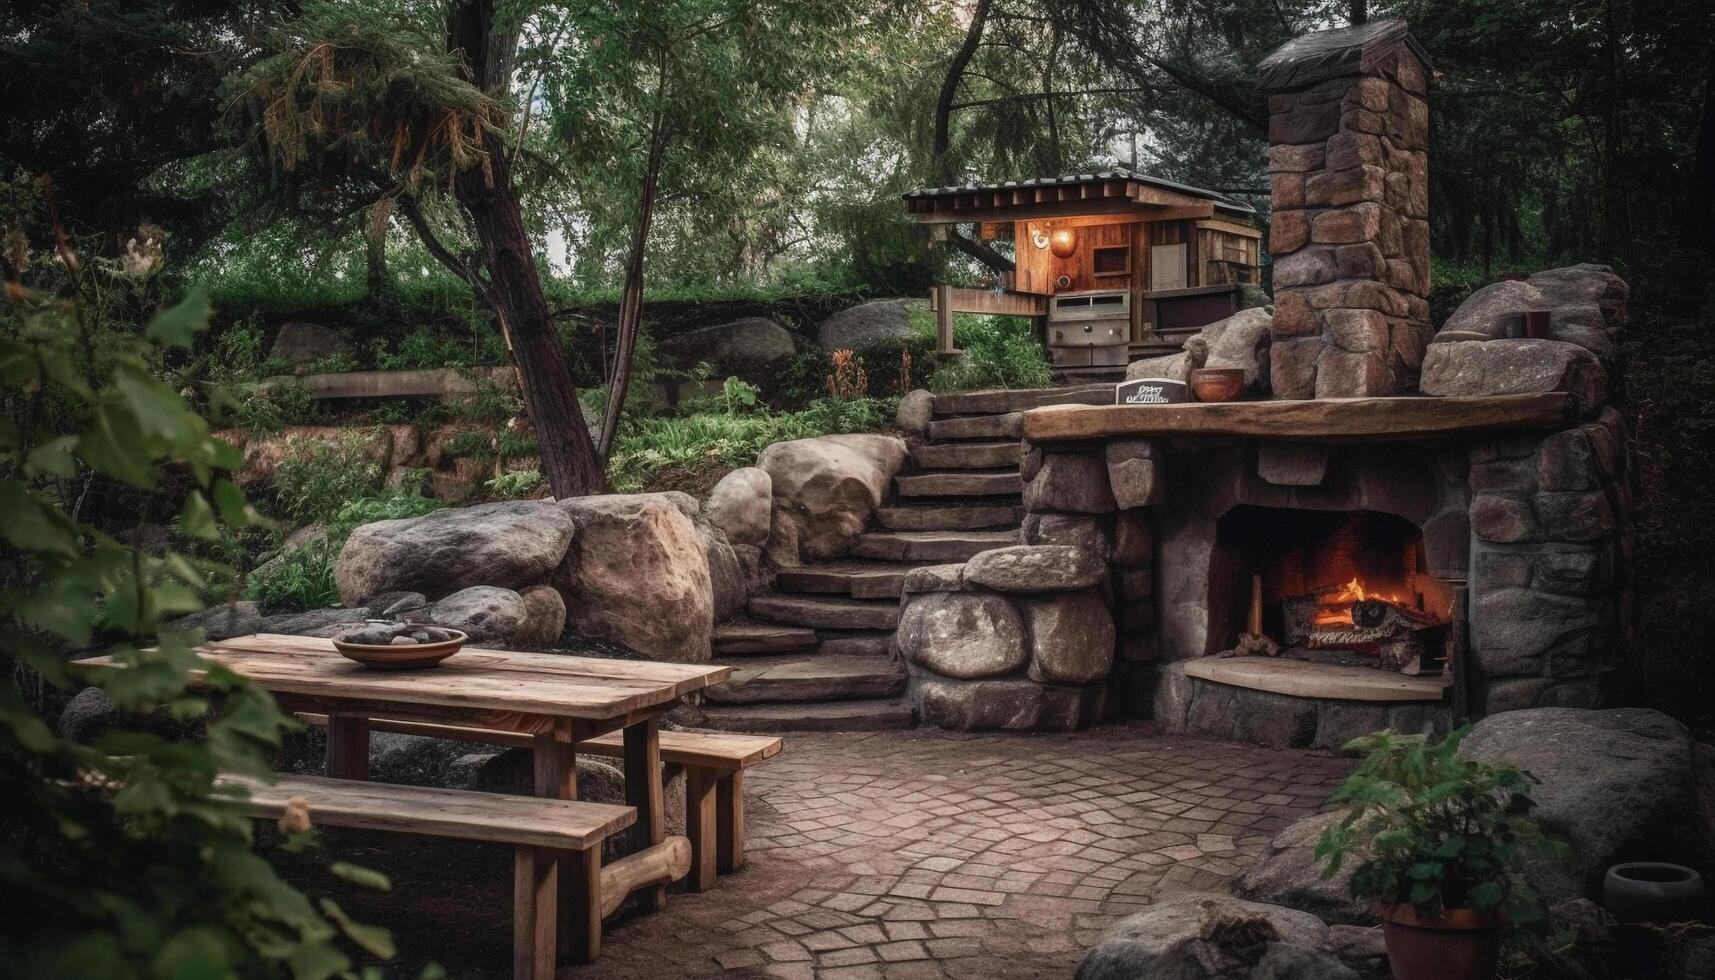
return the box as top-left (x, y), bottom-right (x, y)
top-left (291, 723), bottom-right (1349, 978)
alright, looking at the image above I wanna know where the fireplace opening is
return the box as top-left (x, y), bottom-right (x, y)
top-left (1209, 506), bottom-right (1454, 673)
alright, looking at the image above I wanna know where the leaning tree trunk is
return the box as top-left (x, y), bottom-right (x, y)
top-left (449, 0), bottom-right (605, 497)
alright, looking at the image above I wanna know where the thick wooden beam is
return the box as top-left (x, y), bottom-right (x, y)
top-left (684, 769), bottom-right (719, 892)
top-left (1196, 218), bottom-right (1264, 239)
top-left (325, 714), bottom-right (369, 780)
top-left (1020, 394), bottom-right (1578, 443)
top-left (514, 848), bottom-right (558, 980)
top-left (928, 286), bottom-right (1048, 317)
top-left (265, 366), bottom-right (518, 401)
top-left (623, 718), bottom-right (666, 913)
top-left (598, 836), bottom-right (692, 918)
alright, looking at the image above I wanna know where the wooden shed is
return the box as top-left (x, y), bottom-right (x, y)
top-left (904, 169), bottom-right (1263, 371)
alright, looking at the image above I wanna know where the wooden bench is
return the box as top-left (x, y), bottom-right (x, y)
top-left (295, 714), bottom-right (781, 891)
top-left (224, 773), bottom-right (689, 978)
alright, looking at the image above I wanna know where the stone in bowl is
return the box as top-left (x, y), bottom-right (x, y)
top-left (333, 620), bottom-right (468, 670)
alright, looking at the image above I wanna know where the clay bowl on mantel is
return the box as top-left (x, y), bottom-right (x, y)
top-left (333, 623), bottom-right (469, 670)
top-left (1189, 368), bottom-right (1246, 403)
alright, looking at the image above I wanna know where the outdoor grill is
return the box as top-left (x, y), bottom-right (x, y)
top-left (1046, 289), bottom-right (1129, 368)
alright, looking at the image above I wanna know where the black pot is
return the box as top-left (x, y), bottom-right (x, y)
top-left (1602, 862), bottom-right (1708, 924)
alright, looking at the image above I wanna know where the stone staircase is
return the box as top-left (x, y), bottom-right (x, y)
top-left (698, 384), bottom-right (1114, 732)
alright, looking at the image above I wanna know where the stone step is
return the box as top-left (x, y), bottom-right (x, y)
top-left (909, 441), bottom-right (1021, 470)
top-left (927, 412), bottom-right (1021, 442)
top-left (849, 530), bottom-right (1018, 562)
top-left (815, 631), bottom-right (895, 657)
top-left (702, 653), bottom-right (907, 705)
top-left (895, 470), bottom-right (1022, 498)
top-left (747, 594), bottom-right (901, 631)
top-left (776, 561), bottom-right (926, 600)
top-left (712, 623), bottom-right (819, 656)
top-left (929, 384), bottom-right (1114, 416)
top-left (875, 504), bottom-right (1023, 532)
top-left (698, 698), bottom-right (917, 733)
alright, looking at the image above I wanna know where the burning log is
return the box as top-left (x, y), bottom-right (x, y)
top-left (1284, 578), bottom-right (1450, 674)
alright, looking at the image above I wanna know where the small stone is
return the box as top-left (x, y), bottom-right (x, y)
top-left (963, 545), bottom-right (1106, 593)
top-left (390, 635), bottom-right (418, 645)
top-left (896, 389), bottom-right (934, 434)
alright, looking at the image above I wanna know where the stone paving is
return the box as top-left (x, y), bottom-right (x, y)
top-left (569, 723), bottom-right (1351, 980)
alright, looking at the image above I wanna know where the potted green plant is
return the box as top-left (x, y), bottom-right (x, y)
top-left (1315, 728), bottom-right (1566, 980)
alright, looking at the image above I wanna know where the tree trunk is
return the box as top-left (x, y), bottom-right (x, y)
top-left (1349, 0), bottom-right (1367, 26)
top-left (931, 0), bottom-right (992, 186)
top-left (448, 0), bottom-right (605, 497)
top-left (598, 53), bottom-right (669, 459)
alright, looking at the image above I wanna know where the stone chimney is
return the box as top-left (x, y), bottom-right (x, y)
top-left (1259, 19), bottom-right (1433, 398)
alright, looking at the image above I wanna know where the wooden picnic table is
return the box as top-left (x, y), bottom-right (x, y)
top-left (83, 632), bottom-right (731, 946)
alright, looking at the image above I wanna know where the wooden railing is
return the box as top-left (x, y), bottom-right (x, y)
top-left (928, 285), bottom-right (1049, 356)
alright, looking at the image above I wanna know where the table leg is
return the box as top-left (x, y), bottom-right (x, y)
top-left (325, 714), bottom-right (370, 780)
top-left (623, 716), bottom-right (666, 912)
top-left (533, 721), bottom-right (577, 800)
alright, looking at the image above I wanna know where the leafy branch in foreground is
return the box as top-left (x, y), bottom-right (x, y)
top-left (0, 227), bottom-right (395, 977)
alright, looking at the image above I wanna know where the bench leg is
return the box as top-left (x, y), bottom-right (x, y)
top-left (716, 771), bottom-right (745, 875)
top-left (684, 768), bottom-right (718, 892)
top-left (623, 718), bottom-right (666, 912)
top-left (533, 723), bottom-right (577, 800)
top-left (560, 847), bottom-right (602, 965)
top-left (513, 848), bottom-right (557, 980)
top-left (326, 714), bottom-right (369, 780)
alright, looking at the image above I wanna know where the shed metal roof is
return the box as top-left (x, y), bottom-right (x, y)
top-left (903, 168), bottom-right (1257, 216)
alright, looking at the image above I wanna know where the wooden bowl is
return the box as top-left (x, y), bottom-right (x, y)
top-left (1190, 368), bottom-right (1246, 402)
top-left (333, 629), bottom-right (468, 670)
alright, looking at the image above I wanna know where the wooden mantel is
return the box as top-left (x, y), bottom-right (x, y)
top-left (1020, 393), bottom-right (1578, 443)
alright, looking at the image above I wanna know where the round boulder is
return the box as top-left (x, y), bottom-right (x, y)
top-left (1458, 707), bottom-right (1715, 906)
top-left (554, 493), bottom-right (714, 663)
top-left (704, 467), bottom-right (772, 548)
top-left (1074, 894), bottom-right (1332, 980)
top-left (427, 586), bottom-right (530, 645)
top-left (896, 389), bottom-right (934, 435)
top-left (334, 500), bottom-right (576, 606)
top-left (660, 317), bottom-right (796, 382)
top-left (1022, 590), bottom-right (1115, 685)
top-left (816, 298), bottom-right (924, 351)
top-left (896, 591), bottom-right (1026, 679)
top-left (513, 585), bottom-right (567, 649)
top-left (964, 545), bottom-right (1107, 593)
top-left (759, 434), bottom-right (908, 561)
top-left (1231, 811), bottom-right (1369, 924)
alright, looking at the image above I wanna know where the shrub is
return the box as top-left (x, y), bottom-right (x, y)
top-left (926, 315), bottom-right (1051, 392)
top-left (825, 349), bottom-right (869, 400)
top-left (484, 469), bottom-right (544, 499)
top-left (268, 434), bottom-right (382, 525)
top-left (0, 275), bottom-right (392, 975)
top-left (374, 325), bottom-right (475, 371)
top-left (1316, 727), bottom-right (1564, 927)
top-left (446, 374), bottom-right (521, 422)
top-left (244, 538), bottom-right (341, 609)
top-left (234, 379), bottom-right (320, 432)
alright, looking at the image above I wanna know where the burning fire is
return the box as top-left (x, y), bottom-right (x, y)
top-left (1311, 577), bottom-right (1409, 627)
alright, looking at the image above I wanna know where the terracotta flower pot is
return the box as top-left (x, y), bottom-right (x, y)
top-left (1376, 903), bottom-right (1503, 980)
top-left (1189, 367), bottom-right (1246, 402)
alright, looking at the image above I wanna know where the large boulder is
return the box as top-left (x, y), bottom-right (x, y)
top-left (1420, 339), bottom-right (1608, 413)
top-left (1126, 351), bottom-right (1198, 384)
top-left (698, 522), bottom-right (748, 623)
top-left (759, 434), bottom-right (908, 561)
top-left (1439, 264), bottom-right (1629, 362)
top-left (1459, 707), bottom-right (1715, 905)
top-left (269, 321), bottom-right (350, 369)
top-left (896, 389), bottom-right (935, 434)
top-left (553, 493), bottom-right (714, 662)
top-left (1075, 894), bottom-right (1334, 980)
top-left (1232, 812), bottom-right (1369, 925)
top-left (334, 501), bottom-right (576, 606)
top-left (660, 317), bottom-right (796, 382)
top-left (1022, 590), bottom-right (1115, 685)
top-left (426, 586), bottom-right (530, 645)
top-left (915, 677), bottom-right (1090, 732)
top-left (166, 600), bottom-right (265, 641)
top-left (816, 298), bottom-right (924, 351)
top-left (1197, 307), bottom-right (1275, 393)
top-left (963, 544), bottom-right (1107, 593)
top-left (896, 591), bottom-right (1026, 679)
top-left (1024, 452), bottom-right (1116, 514)
top-left (514, 585), bottom-right (568, 649)
top-left (704, 467), bottom-right (772, 547)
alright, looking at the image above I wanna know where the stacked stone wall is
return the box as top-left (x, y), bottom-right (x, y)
top-left (1266, 39), bottom-right (1433, 398)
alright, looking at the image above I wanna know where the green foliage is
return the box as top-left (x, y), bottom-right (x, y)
top-left (484, 469), bottom-right (544, 500)
top-left (0, 270), bottom-right (391, 975)
top-left (267, 435), bottom-right (382, 525)
top-left (445, 375), bottom-right (521, 423)
top-left (607, 396), bottom-right (889, 493)
top-left (245, 479), bottom-right (438, 612)
top-left (1315, 728), bottom-right (1564, 928)
top-left (234, 381), bottom-right (321, 433)
top-left (926, 315), bottom-right (1052, 393)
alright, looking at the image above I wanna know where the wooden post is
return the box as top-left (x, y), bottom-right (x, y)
top-left (533, 721), bottom-right (577, 800)
top-left (1247, 575), bottom-right (1264, 636)
top-left (934, 283), bottom-right (957, 357)
top-left (623, 718), bottom-right (666, 912)
top-left (560, 848), bottom-right (602, 965)
top-left (684, 768), bottom-right (718, 892)
top-left (715, 771), bottom-right (745, 875)
top-left (513, 848), bottom-right (558, 980)
top-left (325, 714), bottom-right (369, 780)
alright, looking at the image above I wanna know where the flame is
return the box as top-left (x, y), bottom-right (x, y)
top-left (1311, 577), bottom-right (1409, 627)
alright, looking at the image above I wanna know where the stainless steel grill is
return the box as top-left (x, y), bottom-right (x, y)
top-left (1046, 290), bottom-right (1130, 368)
